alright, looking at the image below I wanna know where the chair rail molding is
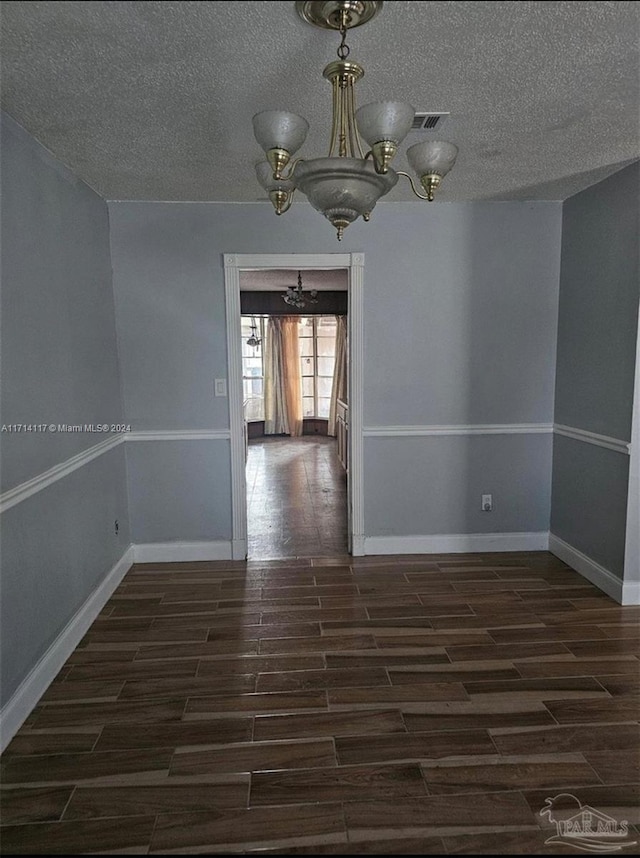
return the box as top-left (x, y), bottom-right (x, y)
top-left (0, 431), bottom-right (232, 513)
top-left (553, 423), bottom-right (630, 455)
top-left (0, 433), bottom-right (125, 514)
top-left (126, 430), bottom-right (231, 442)
top-left (363, 423), bottom-right (553, 437)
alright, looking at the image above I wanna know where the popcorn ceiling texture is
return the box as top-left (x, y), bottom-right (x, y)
top-left (1, 1), bottom-right (638, 201)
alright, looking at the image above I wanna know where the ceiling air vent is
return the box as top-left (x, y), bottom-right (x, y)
top-left (411, 112), bottom-right (449, 131)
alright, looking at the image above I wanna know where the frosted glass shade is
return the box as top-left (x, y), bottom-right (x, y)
top-left (252, 110), bottom-right (309, 154)
top-left (255, 161), bottom-right (295, 192)
top-left (407, 140), bottom-right (458, 177)
top-left (356, 101), bottom-right (415, 145)
top-left (293, 158), bottom-right (398, 224)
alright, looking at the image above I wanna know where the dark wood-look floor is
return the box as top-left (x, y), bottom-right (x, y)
top-left (1, 552), bottom-right (639, 854)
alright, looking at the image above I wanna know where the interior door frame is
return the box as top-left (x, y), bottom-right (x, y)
top-left (223, 252), bottom-right (365, 559)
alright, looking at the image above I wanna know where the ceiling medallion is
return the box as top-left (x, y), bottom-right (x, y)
top-left (253, 0), bottom-right (458, 240)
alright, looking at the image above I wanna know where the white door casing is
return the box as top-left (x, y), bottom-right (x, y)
top-left (223, 253), bottom-right (365, 559)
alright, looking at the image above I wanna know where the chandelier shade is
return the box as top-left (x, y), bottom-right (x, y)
top-left (355, 101), bottom-right (415, 147)
top-left (252, 111), bottom-right (309, 155)
top-left (255, 161), bottom-right (296, 214)
top-left (293, 157), bottom-right (398, 232)
top-left (355, 100), bottom-right (415, 174)
top-left (406, 140), bottom-right (459, 200)
top-left (252, 1), bottom-right (459, 238)
top-left (407, 140), bottom-right (459, 177)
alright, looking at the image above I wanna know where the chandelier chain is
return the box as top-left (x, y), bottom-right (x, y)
top-left (337, 14), bottom-right (350, 60)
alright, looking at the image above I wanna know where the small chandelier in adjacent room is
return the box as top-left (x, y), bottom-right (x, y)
top-left (253, 0), bottom-right (458, 240)
top-left (283, 271), bottom-right (319, 309)
top-left (246, 317), bottom-right (262, 348)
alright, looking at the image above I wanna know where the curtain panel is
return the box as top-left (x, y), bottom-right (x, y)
top-left (264, 316), bottom-right (303, 436)
top-left (328, 315), bottom-right (347, 437)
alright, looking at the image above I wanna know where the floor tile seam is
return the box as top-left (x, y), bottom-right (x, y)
top-left (55, 783), bottom-right (78, 823)
top-left (146, 811), bottom-right (162, 855)
top-left (487, 719), bottom-right (640, 737)
top-left (576, 753), bottom-right (610, 787)
top-left (416, 779), bottom-right (610, 800)
top-left (338, 791), bottom-right (543, 816)
top-left (168, 736), bottom-right (341, 758)
top-left (0, 772), bottom-right (174, 790)
top-left (333, 746), bottom-right (499, 769)
top-left (445, 643), bottom-right (575, 661)
top-left (131, 652), bottom-right (259, 666)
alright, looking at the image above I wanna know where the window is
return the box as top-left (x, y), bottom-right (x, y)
top-left (241, 317), bottom-right (265, 420)
top-left (299, 316), bottom-right (337, 418)
top-left (240, 315), bottom-right (337, 421)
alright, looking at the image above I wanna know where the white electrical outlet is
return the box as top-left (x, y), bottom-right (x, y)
top-left (482, 494), bottom-right (493, 512)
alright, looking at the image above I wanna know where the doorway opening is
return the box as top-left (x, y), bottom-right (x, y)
top-left (240, 302), bottom-right (348, 559)
top-left (223, 253), bottom-right (365, 560)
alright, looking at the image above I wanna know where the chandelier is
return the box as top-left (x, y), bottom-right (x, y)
top-left (246, 317), bottom-right (262, 348)
top-left (283, 271), bottom-right (319, 308)
top-left (253, 0), bottom-right (458, 240)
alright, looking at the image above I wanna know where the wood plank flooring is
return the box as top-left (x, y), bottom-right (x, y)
top-left (1, 551), bottom-right (639, 854)
top-left (246, 437), bottom-right (348, 559)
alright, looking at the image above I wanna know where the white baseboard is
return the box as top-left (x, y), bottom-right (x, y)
top-left (0, 545), bottom-right (135, 753)
top-left (549, 533), bottom-right (626, 604)
top-left (231, 539), bottom-right (247, 561)
top-left (622, 581), bottom-right (640, 605)
top-left (351, 534), bottom-right (366, 556)
top-left (0, 539), bottom-right (234, 751)
top-left (133, 540), bottom-right (233, 563)
top-left (363, 531), bottom-right (550, 555)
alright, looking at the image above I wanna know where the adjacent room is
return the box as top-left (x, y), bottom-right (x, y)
top-left (1, 1), bottom-right (638, 854)
top-left (240, 268), bottom-right (349, 558)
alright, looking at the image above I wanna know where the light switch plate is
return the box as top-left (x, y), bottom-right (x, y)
top-left (214, 378), bottom-right (227, 397)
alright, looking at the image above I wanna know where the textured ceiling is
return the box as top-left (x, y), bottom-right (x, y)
top-left (1, 1), bottom-right (638, 202)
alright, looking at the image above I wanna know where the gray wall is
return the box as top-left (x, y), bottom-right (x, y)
top-left (126, 440), bottom-right (231, 543)
top-left (365, 435), bottom-right (553, 537)
top-left (1, 114), bottom-right (124, 491)
top-left (108, 200), bottom-right (561, 542)
top-left (551, 162), bottom-right (640, 577)
top-left (0, 113), bottom-right (129, 705)
top-left (1, 448), bottom-right (130, 703)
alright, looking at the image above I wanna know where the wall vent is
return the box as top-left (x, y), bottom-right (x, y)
top-left (411, 112), bottom-right (449, 131)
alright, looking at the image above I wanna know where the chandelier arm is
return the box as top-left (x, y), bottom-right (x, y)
top-left (276, 158), bottom-right (305, 181)
top-left (396, 170), bottom-right (432, 201)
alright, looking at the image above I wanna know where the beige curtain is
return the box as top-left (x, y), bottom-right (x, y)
top-left (328, 315), bottom-right (347, 437)
top-left (264, 316), bottom-right (303, 436)
top-left (281, 316), bottom-right (303, 437)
